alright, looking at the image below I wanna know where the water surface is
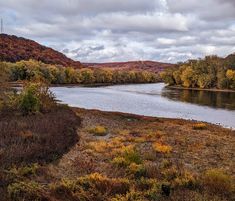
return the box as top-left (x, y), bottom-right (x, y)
top-left (51, 83), bottom-right (235, 129)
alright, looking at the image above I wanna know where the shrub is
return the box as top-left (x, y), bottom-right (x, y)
top-left (128, 163), bottom-right (146, 178)
top-left (9, 163), bottom-right (39, 178)
top-left (145, 163), bottom-right (159, 178)
top-left (111, 190), bottom-right (145, 201)
top-left (202, 169), bottom-right (234, 195)
top-left (162, 167), bottom-right (178, 181)
top-left (152, 142), bottom-right (172, 154)
top-left (51, 173), bottom-right (130, 197)
top-left (173, 171), bottom-right (198, 189)
top-left (89, 140), bottom-right (111, 153)
top-left (8, 181), bottom-right (44, 201)
top-left (193, 123), bottom-right (207, 130)
top-left (112, 146), bottom-right (142, 169)
top-left (112, 156), bottom-right (129, 168)
top-left (0, 106), bottom-right (80, 168)
top-left (17, 82), bottom-right (56, 115)
top-left (123, 147), bottom-right (142, 165)
top-left (89, 126), bottom-right (107, 136)
top-left (18, 83), bottom-right (40, 114)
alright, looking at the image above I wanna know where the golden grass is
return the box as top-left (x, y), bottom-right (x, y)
top-left (89, 125), bottom-right (107, 136)
top-left (152, 142), bottom-right (172, 154)
top-left (2, 107), bottom-right (234, 201)
top-left (193, 123), bottom-right (207, 130)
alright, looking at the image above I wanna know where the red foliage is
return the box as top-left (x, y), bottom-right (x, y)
top-left (0, 34), bottom-right (82, 68)
top-left (83, 61), bottom-right (175, 73)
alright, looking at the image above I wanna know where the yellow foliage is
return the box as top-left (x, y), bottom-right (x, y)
top-left (226, 69), bottom-right (235, 80)
top-left (112, 156), bottom-right (129, 167)
top-left (152, 142), bottom-right (172, 154)
top-left (89, 125), bottom-right (107, 136)
top-left (193, 123), bottom-right (207, 130)
top-left (88, 140), bottom-right (111, 153)
top-left (117, 129), bottom-right (130, 136)
top-left (203, 169), bottom-right (234, 194)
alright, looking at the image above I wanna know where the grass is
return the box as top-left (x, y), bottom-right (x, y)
top-left (0, 106), bottom-right (80, 168)
top-left (152, 142), bottom-right (172, 154)
top-left (203, 169), bottom-right (234, 195)
top-left (89, 125), bottom-right (107, 136)
top-left (1, 107), bottom-right (234, 201)
top-left (193, 123), bottom-right (207, 130)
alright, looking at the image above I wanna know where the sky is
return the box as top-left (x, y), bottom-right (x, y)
top-left (0, 0), bottom-right (235, 63)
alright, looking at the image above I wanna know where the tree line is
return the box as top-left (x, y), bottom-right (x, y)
top-left (0, 60), bottom-right (160, 85)
top-left (161, 55), bottom-right (235, 90)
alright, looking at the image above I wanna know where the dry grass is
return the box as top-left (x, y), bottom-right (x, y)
top-left (1, 107), bottom-right (235, 201)
top-left (0, 106), bottom-right (80, 168)
top-left (88, 125), bottom-right (107, 136)
top-left (152, 142), bottom-right (173, 154)
top-left (193, 122), bottom-right (207, 130)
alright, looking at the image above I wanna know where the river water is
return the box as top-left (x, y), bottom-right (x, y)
top-left (50, 83), bottom-right (235, 129)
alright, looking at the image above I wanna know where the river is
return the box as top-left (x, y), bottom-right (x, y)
top-left (50, 83), bottom-right (235, 129)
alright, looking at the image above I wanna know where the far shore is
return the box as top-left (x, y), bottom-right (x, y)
top-left (7, 81), bottom-right (161, 88)
top-left (7, 81), bottom-right (235, 92)
top-left (166, 85), bottom-right (235, 93)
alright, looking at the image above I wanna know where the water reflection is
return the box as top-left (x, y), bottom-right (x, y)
top-left (162, 87), bottom-right (235, 110)
top-left (50, 83), bottom-right (235, 128)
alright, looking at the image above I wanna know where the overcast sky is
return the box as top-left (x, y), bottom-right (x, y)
top-left (1, 0), bottom-right (235, 63)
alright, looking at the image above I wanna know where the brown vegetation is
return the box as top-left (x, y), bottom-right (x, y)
top-left (83, 60), bottom-right (175, 73)
top-left (0, 81), bottom-right (234, 201)
top-left (0, 106), bottom-right (80, 168)
top-left (1, 108), bottom-right (234, 201)
top-left (0, 34), bottom-right (82, 68)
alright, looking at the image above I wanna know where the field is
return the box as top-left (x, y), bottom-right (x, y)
top-left (1, 107), bottom-right (234, 201)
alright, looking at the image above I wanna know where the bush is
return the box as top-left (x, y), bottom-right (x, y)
top-left (152, 142), bottom-right (172, 154)
top-left (112, 156), bottom-right (129, 168)
top-left (89, 126), bottom-right (107, 136)
top-left (193, 123), bottom-right (207, 130)
top-left (18, 82), bottom-right (56, 115)
top-left (111, 190), bottom-right (145, 201)
top-left (9, 163), bottom-right (39, 178)
top-left (202, 169), bottom-right (234, 195)
top-left (51, 173), bottom-right (130, 198)
top-left (123, 147), bottom-right (142, 165)
top-left (8, 181), bottom-right (44, 201)
top-left (18, 84), bottom-right (40, 114)
top-left (128, 163), bottom-right (146, 178)
top-left (173, 171), bottom-right (198, 189)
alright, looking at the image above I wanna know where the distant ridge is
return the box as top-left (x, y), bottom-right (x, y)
top-left (0, 34), bottom-right (82, 68)
top-left (83, 60), bottom-right (175, 73)
top-left (0, 34), bottom-right (175, 72)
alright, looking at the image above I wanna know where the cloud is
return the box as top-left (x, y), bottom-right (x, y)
top-left (0, 0), bottom-right (235, 63)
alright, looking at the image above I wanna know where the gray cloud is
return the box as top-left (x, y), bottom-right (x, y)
top-left (0, 0), bottom-right (235, 63)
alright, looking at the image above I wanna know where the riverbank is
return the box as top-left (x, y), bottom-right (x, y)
top-left (1, 106), bottom-right (234, 201)
top-left (166, 85), bottom-right (235, 93)
top-left (7, 81), bottom-right (161, 88)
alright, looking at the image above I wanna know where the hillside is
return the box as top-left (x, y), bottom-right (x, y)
top-left (0, 34), bottom-right (82, 68)
top-left (83, 60), bottom-right (175, 73)
top-left (0, 34), bottom-right (174, 73)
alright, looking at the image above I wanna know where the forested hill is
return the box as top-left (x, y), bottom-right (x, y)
top-left (83, 61), bottom-right (175, 73)
top-left (0, 34), bottom-right (82, 68)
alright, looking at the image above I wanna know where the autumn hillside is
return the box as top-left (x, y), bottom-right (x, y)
top-left (83, 60), bottom-right (175, 73)
top-left (0, 34), bottom-right (82, 68)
